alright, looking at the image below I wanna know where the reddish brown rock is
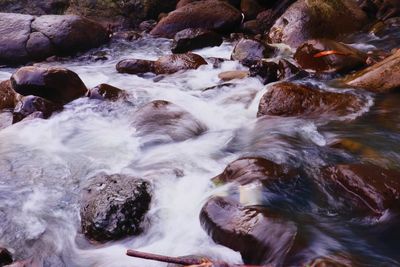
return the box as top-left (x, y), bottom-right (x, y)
top-left (154, 53), bottom-right (207, 74)
top-left (10, 66), bottom-right (87, 104)
top-left (116, 59), bottom-right (155, 75)
top-left (171, 28), bottom-right (223, 54)
top-left (150, 0), bottom-right (242, 38)
top-left (257, 82), bottom-right (364, 118)
top-left (88, 84), bottom-right (127, 101)
top-left (218, 70), bottom-right (249, 81)
top-left (200, 196), bottom-right (297, 265)
top-left (241, 0), bottom-right (265, 20)
top-left (294, 39), bottom-right (367, 73)
top-left (0, 80), bottom-right (17, 110)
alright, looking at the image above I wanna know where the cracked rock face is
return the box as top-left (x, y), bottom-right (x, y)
top-left (0, 13), bottom-right (109, 66)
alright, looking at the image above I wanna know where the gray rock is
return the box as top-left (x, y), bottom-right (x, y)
top-left (26, 32), bottom-right (55, 61)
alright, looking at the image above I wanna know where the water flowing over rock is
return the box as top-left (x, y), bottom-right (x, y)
top-left (268, 0), bottom-right (369, 48)
top-left (10, 66), bottom-right (87, 104)
top-left (171, 28), bottom-right (223, 54)
top-left (0, 80), bottom-right (17, 110)
top-left (132, 100), bottom-right (207, 145)
top-left (116, 59), bottom-right (155, 75)
top-left (231, 38), bottom-right (277, 66)
top-left (12, 95), bottom-right (62, 123)
top-left (257, 82), bottom-right (365, 118)
top-left (88, 84), bottom-right (127, 101)
top-left (80, 173), bottom-right (152, 242)
top-left (294, 39), bottom-right (367, 73)
top-left (154, 53), bottom-right (207, 74)
top-left (200, 196), bottom-right (298, 265)
top-left (343, 49), bottom-right (400, 93)
top-left (150, 0), bottom-right (242, 38)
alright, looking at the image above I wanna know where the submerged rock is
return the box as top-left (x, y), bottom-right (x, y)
top-left (150, 0), bottom-right (242, 38)
top-left (11, 66), bottom-right (87, 104)
top-left (268, 0), bottom-right (368, 48)
top-left (132, 100), bottom-right (207, 144)
top-left (294, 39), bottom-right (367, 73)
top-left (0, 80), bottom-right (17, 110)
top-left (88, 84), bottom-right (127, 101)
top-left (343, 49), bottom-right (400, 93)
top-left (200, 196), bottom-right (297, 265)
top-left (231, 38), bottom-right (276, 66)
top-left (80, 173), bottom-right (152, 242)
top-left (320, 164), bottom-right (400, 215)
top-left (154, 53), bottom-right (207, 74)
top-left (171, 28), bottom-right (223, 54)
top-left (12, 95), bottom-right (62, 123)
top-left (116, 59), bottom-right (155, 75)
top-left (257, 82), bottom-right (364, 118)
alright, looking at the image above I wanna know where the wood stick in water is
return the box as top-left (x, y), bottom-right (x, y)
top-left (126, 249), bottom-right (207, 265)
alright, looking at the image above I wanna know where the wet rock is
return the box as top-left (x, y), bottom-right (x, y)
top-left (11, 66), bottom-right (88, 105)
top-left (231, 39), bottom-right (276, 66)
top-left (343, 49), bottom-right (400, 93)
top-left (241, 0), bottom-right (265, 20)
top-left (26, 32), bottom-right (55, 61)
top-left (320, 164), bottom-right (400, 215)
top-left (132, 100), bottom-right (207, 143)
top-left (0, 0), bottom-right (69, 15)
top-left (294, 39), bottom-right (367, 73)
top-left (116, 59), bottom-right (155, 75)
top-left (150, 0), bottom-right (242, 38)
top-left (81, 173), bottom-right (152, 242)
top-left (88, 84), bottom-right (127, 101)
top-left (0, 80), bottom-right (17, 110)
top-left (277, 59), bottom-right (302, 80)
top-left (249, 60), bottom-right (279, 84)
top-left (32, 15), bottom-right (109, 55)
top-left (12, 96), bottom-right (62, 123)
top-left (138, 20), bottom-right (157, 33)
top-left (176, 0), bottom-right (198, 9)
top-left (0, 247), bottom-right (13, 266)
top-left (218, 70), bottom-right (249, 81)
top-left (268, 0), bottom-right (369, 48)
top-left (0, 13), bottom-right (34, 65)
top-left (241, 19), bottom-right (263, 35)
top-left (171, 28), bottom-right (223, 54)
top-left (200, 196), bottom-right (297, 265)
top-left (360, 0), bottom-right (400, 21)
top-left (112, 31), bottom-right (142, 42)
top-left (212, 157), bottom-right (297, 186)
top-left (257, 82), bottom-right (364, 118)
top-left (154, 53), bottom-right (207, 74)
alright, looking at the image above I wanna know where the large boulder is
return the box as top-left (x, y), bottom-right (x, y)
top-left (294, 39), bottom-right (367, 73)
top-left (320, 164), bottom-right (400, 215)
top-left (154, 53), bottom-right (207, 74)
top-left (257, 82), bottom-right (365, 117)
top-left (231, 38), bottom-right (276, 66)
top-left (132, 100), bottom-right (207, 144)
top-left (12, 96), bottom-right (62, 123)
top-left (200, 196), bottom-right (297, 265)
top-left (11, 66), bottom-right (88, 104)
top-left (150, 0), bottom-right (242, 38)
top-left (171, 28), bottom-right (223, 54)
top-left (80, 173), bottom-right (152, 242)
top-left (0, 13), bottom-right (34, 65)
top-left (31, 15), bottom-right (109, 55)
top-left (0, 80), bottom-right (17, 110)
top-left (268, 0), bottom-right (369, 48)
top-left (343, 49), bottom-right (400, 93)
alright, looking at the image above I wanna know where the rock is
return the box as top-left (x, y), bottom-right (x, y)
top-left (154, 53), bottom-right (207, 74)
top-left (320, 164), bottom-right (400, 215)
top-left (171, 28), bottom-right (223, 54)
top-left (26, 32), bottom-right (55, 61)
top-left (88, 84), bottom-right (127, 101)
top-left (343, 49), bottom-right (400, 93)
top-left (218, 70), bottom-right (249, 81)
top-left (241, 0), bottom-right (265, 20)
top-left (277, 59), bottom-right (302, 80)
top-left (360, 0), bottom-right (400, 21)
top-left (11, 66), bottom-right (88, 105)
top-left (80, 173), bottom-right (151, 242)
top-left (212, 157), bottom-right (297, 186)
top-left (176, 0), bottom-right (198, 9)
top-left (257, 82), bottom-right (364, 117)
top-left (0, 0), bottom-right (69, 15)
top-left (116, 59), bottom-right (155, 75)
top-left (268, 0), bottom-right (369, 48)
top-left (132, 100), bottom-right (207, 144)
top-left (12, 96), bottom-right (62, 123)
top-left (294, 39), bottom-right (367, 73)
top-left (150, 0), bottom-right (242, 38)
top-left (231, 39), bottom-right (276, 66)
top-left (200, 196), bottom-right (297, 265)
top-left (241, 19), bottom-right (263, 35)
top-left (0, 13), bottom-right (34, 65)
top-left (249, 60), bottom-right (279, 84)
top-left (138, 20), bottom-right (157, 33)
top-left (0, 247), bottom-right (13, 266)
top-left (0, 80), bottom-right (17, 110)
top-left (32, 15), bottom-right (109, 55)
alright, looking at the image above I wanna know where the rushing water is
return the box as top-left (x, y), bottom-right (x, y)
top-left (1, 21), bottom-right (400, 267)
